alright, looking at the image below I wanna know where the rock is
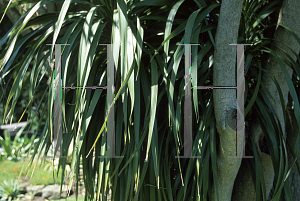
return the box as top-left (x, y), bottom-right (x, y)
top-left (23, 194), bottom-right (34, 200)
top-left (42, 184), bottom-right (72, 200)
top-left (26, 185), bottom-right (45, 196)
top-left (19, 177), bottom-right (31, 193)
top-left (33, 196), bottom-right (46, 201)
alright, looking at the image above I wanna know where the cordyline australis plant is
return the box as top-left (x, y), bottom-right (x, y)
top-left (1, 0), bottom-right (300, 200)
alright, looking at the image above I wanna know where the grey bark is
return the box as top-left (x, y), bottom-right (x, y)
top-left (262, 0), bottom-right (300, 137)
top-left (287, 105), bottom-right (300, 201)
top-left (211, 0), bottom-right (244, 200)
top-left (264, 1), bottom-right (300, 199)
top-left (232, 0), bottom-right (300, 200)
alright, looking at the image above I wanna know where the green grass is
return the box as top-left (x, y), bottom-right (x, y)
top-left (0, 159), bottom-right (63, 186)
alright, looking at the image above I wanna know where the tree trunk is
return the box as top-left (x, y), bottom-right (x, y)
top-left (211, 0), bottom-right (244, 200)
top-left (231, 0), bottom-right (300, 200)
top-left (287, 102), bottom-right (300, 201)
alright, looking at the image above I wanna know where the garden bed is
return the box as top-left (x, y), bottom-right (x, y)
top-left (0, 159), bottom-right (85, 200)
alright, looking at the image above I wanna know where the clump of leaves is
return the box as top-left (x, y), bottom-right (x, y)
top-left (0, 179), bottom-right (21, 201)
top-left (0, 128), bottom-right (38, 162)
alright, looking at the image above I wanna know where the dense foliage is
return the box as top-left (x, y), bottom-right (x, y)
top-left (1, 0), bottom-right (300, 200)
